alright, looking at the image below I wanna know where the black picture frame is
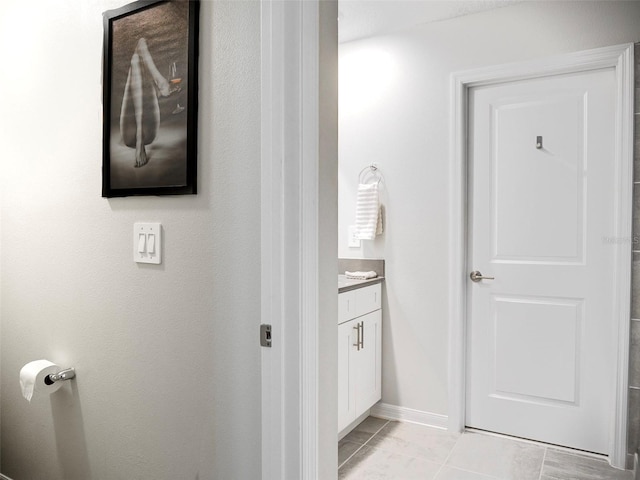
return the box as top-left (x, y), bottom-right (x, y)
top-left (102, 0), bottom-right (199, 197)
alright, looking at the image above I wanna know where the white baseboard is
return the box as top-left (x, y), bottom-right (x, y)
top-left (370, 402), bottom-right (448, 430)
top-left (1, 474), bottom-right (14, 480)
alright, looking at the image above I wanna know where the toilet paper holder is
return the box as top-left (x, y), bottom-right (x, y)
top-left (44, 367), bottom-right (75, 385)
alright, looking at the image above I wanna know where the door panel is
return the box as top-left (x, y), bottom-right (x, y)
top-left (493, 296), bottom-right (581, 404)
top-left (466, 68), bottom-right (616, 454)
top-left (492, 94), bottom-right (585, 263)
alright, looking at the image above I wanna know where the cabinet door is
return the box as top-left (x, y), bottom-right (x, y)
top-left (338, 319), bottom-right (357, 431)
top-left (355, 310), bottom-right (382, 416)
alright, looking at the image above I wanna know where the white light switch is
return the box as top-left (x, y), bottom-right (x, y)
top-left (138, 234), bottom-right (146, 253)
top-left (134, 223), bottom-right (161, 264)
top-left (147, 234), bottom-right (155, 254)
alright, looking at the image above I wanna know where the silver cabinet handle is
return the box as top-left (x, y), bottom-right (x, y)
top-left (470, 270), bottom-right (495, 282)
top-left (360, 321), bottom-right (364, 349)
top-left (353, 323), bottom-right (361, 350)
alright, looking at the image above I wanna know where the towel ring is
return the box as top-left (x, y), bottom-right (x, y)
top-left (359, 164), bottom-right (382, 185)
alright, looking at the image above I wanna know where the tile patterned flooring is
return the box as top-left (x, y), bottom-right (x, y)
top-left (339, 417), bottom-right (633, 480)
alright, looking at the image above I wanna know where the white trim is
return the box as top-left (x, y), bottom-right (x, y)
top-left (371, 402), bottom-right (449, 430)
top-left (261, 1), bottom-right (287, 477)
top-left (610, 42), bottom-right (634, 470)
top-left (448, 43), bottom-right (634, 469)
top-left (0, 475), bottom-right (14, 480)
top-left (301, 1), bottom-right (320, 478)
top-left (261, 0), bottom-right (321, 478)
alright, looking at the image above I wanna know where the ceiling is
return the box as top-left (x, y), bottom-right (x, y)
top-left (338, 0), bottom-right (523, 43)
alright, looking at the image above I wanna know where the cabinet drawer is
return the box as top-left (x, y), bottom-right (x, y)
top-left (355, 283), bottom-right (381, 317)
top-left (338, 290), bottom-right (356, 324)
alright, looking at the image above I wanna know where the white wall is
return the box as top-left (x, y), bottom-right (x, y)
top-left (339, 1), bottom-right (640, 417)
top-left (0, 1), bottom-right (262, 479)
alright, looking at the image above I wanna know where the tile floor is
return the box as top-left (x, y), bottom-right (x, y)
top-left (338, 417), bottom-right (634, 480)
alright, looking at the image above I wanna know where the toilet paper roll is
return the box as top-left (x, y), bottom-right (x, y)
top-left (20, 360), bottom-right (64, 402)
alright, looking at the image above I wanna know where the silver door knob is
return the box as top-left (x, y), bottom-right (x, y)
top-left (470, 270), bottom-right (495, 282)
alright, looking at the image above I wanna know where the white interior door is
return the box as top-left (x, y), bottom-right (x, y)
top-left (466, 67), bottom-right (617, 454)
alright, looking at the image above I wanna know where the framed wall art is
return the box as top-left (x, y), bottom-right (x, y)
top-left (102, 0), bottom-right (199, 197)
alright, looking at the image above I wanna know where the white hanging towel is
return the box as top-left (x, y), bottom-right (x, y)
top-left (355, 183), bottom-right (383, 240)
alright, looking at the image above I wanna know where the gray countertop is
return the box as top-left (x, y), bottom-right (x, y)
top-left (338, 274), bottom-right (384, 293)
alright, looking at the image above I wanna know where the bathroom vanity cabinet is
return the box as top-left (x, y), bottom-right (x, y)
top-left (338, 282), bottom-right (382, 434)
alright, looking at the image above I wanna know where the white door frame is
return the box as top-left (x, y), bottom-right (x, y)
top-left (261, 1), bottom-right (338, 479)
top-left (448, 43), bottom-right (634, 468)
top-left (260, 0), bottom-right (317, 477)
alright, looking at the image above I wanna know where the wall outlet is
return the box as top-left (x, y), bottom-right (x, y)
top-left (348, 225), bottom-right (361, 248)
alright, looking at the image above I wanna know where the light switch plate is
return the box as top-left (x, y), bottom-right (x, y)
top-left (348, 225), bottom-right (361, 248)
top-left (134, 223), bottom-right (161, 264)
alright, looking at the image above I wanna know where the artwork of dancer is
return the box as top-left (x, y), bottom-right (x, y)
top-left (103, 0), bottom-right (198, 197)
